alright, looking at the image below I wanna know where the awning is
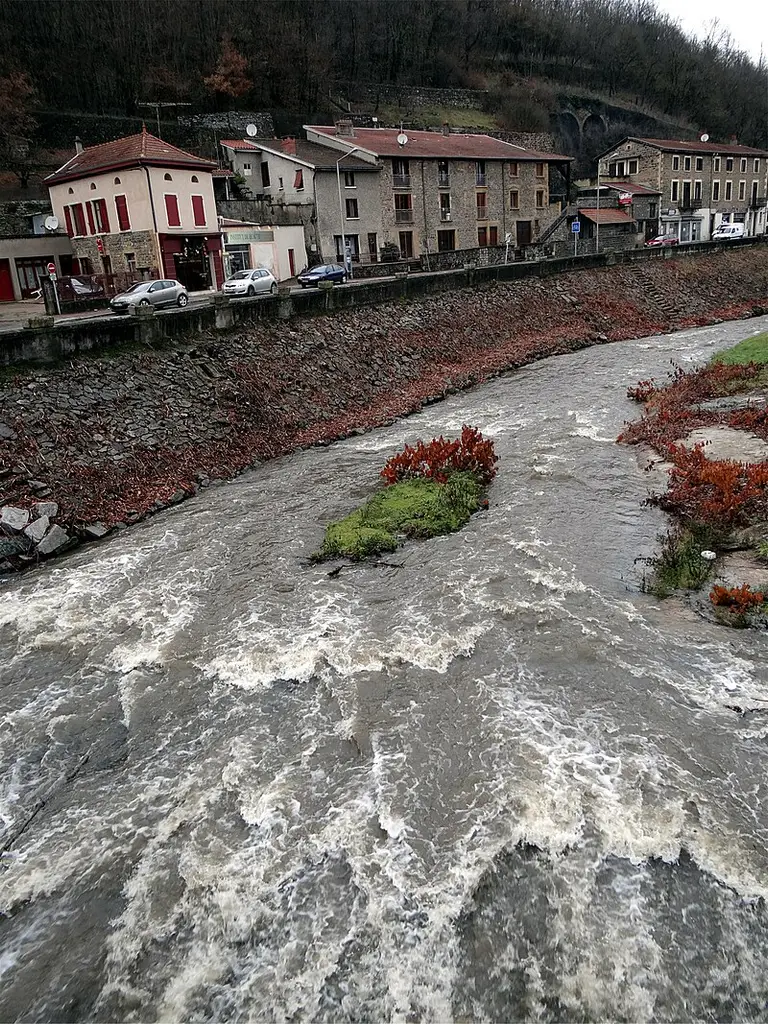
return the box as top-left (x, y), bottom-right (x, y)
top-left (579, 209), bottom-right (636, 225)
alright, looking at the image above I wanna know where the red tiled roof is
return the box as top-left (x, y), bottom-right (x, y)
top-left (220, 139), bottom-right (259, 151)
top-left (630, 137), bottom-right (768, 157)
top-left (580, 209), bottom-right (636, 225)
top-left (45, 129), bottom-right (216, 184)
top-left (305, 125), bottom-right (571, 162)
top-left (600, 180), bottom-right (661, 195)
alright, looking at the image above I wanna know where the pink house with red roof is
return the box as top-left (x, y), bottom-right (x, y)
top-left (45, 128), bottom-right (224, 289)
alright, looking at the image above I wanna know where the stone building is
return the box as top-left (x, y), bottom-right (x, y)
top-left (597, 137), bottom-right (768, 242)
top-left (305, 123), bottom-right (572, 258)
top-left (45, 128), bottom-right (224, 290)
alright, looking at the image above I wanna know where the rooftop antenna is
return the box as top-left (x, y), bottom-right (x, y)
top-left (137, 101), bottom-right (192, 138)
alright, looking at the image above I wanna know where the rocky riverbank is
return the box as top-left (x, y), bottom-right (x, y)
top-left (1, 247), bottom-right (767, 573)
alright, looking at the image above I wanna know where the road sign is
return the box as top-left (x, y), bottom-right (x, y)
top-left (46, 262), bottom-right (56, 275)
top-left (571, 221), bottom-right (581, 233)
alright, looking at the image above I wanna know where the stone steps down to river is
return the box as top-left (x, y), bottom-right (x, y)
top-left (0, 245), bottom-right (767, 573)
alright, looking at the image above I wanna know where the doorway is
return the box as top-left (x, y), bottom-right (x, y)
top-left (173, 238), bottom-right (210, 291)
top-left (288, 248), bottom-right (296, 277)
top-left (516, 221), bottom-right (532, 246)
top-left (0, 259), bottom-right (14, 302)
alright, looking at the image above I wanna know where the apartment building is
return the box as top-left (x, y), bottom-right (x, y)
top-left (597, 137), bottom-right (768, 242)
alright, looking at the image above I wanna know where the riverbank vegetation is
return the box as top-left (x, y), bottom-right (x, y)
top-left (621, 334), bottom-right (768, 623)
top-left (312, 426), bottom-right (496, 562)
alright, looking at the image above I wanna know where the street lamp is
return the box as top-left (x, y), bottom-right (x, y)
top-left (336, 146), bottom-right (361, 278)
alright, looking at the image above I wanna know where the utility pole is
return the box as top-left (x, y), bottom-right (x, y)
top-left (137, 102), bottom-right (192, 138)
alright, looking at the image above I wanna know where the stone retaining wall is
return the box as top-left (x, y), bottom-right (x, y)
top-left (1, 244), bottom-right (767, 572)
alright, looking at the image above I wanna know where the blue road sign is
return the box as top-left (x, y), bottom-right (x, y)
top-left (571, 220), bottom-right (581, 233)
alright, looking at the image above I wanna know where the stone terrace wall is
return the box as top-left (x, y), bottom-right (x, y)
top-left (1, 244), bottom-right (767, 570)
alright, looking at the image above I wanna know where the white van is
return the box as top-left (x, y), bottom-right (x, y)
top-left (711, 223), bottom-right (746, 241)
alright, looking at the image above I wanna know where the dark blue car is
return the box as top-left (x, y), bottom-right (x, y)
top-left (297, 263), bottom-right (347, 287)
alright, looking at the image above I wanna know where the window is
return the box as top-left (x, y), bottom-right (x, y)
top-left (64, 207), bottom-right (73, 236)
top-left (509, 189), bottom-right (519, 210)
top-left (115, 194), bottom-right (130, 230)
top-left (684, 156), bottom-right (691, 171)
top-left (726, 157), bottom-right (733, 171)
top-left (725, 180), bottom-right (733, 200)
top-left (191, 175), bottom-right (199, 183)
top-left (367, 233), bottom-right (378, 262)
top-left (164, 194), bottom-right (181, 227)
top-left (278, 176), bottom-right (284, 190)
top-left (739, 180), bottom-right (746, 201)
top-left (740, 158), bottom-right (747, 172)
top-left (71, 203), bottom-right (86, 235)
top-left (695, 157), bottom-right (703, 171)
top-left (509, 161), bottom-right (519, 177)
top-left (616, 161), bottom-right (625, 176)
top-left (438, 160), bottom-right (449, 186)
top-left (694, 180), bottom-right (702, 202)
top-left (394, 193), bottom-right (413, 222)
top-left (86, 202), bottom-right (96, 234)
top-left (476, 192), bottom-right (487, 219)
top-left (477, 227), bottom-right (487, 246)
top-left (392, 158), bottom-right (410, 186)
top-left (294, 169), bottom-right (304, 190)
top-left (535, 162), bottom-right (545, 177)
top-left (399, 231), bottom-right (413, 258)
top-left (192, 194), bottom-right (206, 226)
top-left (629, 159), bottom-right (638, 174)
top-left (489, 226), bottom-right (498, 245)
top-left (344, 171), bottom-right (355, 188)
top-left (754, 159), bottom-right (760, 173)
top-left (164, 173), bottom-right (173, 181)
top-left (436, 229), bottom-right (455, 251)
top-left (439, 193), bottom-right (451, 220)
top-left (649, 201), bottom-right (657, 219)
top-left (609, 162), bottom-right (617, 176)
top-left (714, 157), bottom-right (721, 172)
top-left (712, 180), bottom-right (720, 201)
top-left (345, 197), bottom-right (359, 218)
top-left (476, 160), bottom-right (486, 186)
top-left (90, 182), bottom-right (97, 190)
top-left (261, 162), bottom-right (271, 187)
top-left (93, 198), bottom-right (110, 233)
top-left (125, 252), bottom-right (136, 272)
top-left (672, 156), bottom-right (680, 170)
top-left (535, 189), bottom-right (545, 207)
top-left (68, 187), bottom-right (74, 194)
top-left (752, 181), bottom-right (760, 203)
top-left (114, 177), bottom-right (121, 185)
top-left (671, 180), bottom-right (679, 202)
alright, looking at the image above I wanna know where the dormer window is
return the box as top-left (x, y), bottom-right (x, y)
top-left (164, 172), bottom-right (173, 181)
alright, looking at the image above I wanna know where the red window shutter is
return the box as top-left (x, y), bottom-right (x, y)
top-left (165, 194), bottom-right (180, 227)
top-left (86, 201), bottom-right (96, 234)
top-left (115, 195), bottom-right (130, 231)
top-left (98, 198), bottom-right (110, 233)
top-left (293, 169), bottom-right (303, 189)
top-left (72, 203), bottom-right (86, 235)
top-left (191, 195), bottom-right (205, 226)
top-left (64, 206), bottom-right (73, 237)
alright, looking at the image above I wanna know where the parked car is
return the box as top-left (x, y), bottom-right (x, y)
top-left (222, 267), bottom-right (278, 297)
top-left (110, 279), bottom-right (188, 314)
top-left (645, 234), bottom-right (680, 247)
top-left (712, 223), bottom-right (746, 241)
top-left (69, 276), bottom-right (105, 297)
top-left (297, 264), bottom-right (347, 287)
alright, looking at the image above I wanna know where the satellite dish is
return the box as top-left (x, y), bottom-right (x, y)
top-left (44, 215), bottom-right (59, 231)
top-left (397, 132), bottom-right (408, 147)
top-left (245, 123), bottom-right (258, 137)
top-left (700, 133), bottom-right (710, 142)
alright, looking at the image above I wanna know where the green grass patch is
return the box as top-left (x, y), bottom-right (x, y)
top-left (312, 472), bottom-right (483, 562)
top-left (643, 524), bottom-right (721, 597)
top-left (711, 332), bottom-right (768, 366)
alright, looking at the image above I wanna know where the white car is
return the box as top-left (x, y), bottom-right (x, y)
top-left (222, 268), bottom-right (278, 297)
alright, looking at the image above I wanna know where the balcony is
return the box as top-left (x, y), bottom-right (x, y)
top-left (438, 174), bottom-right (450, 188)
top-left (750, 196), bottom-right (767, 208)
top-left (476, 174), bottom-right (486, 186)
top-left (395, 209), bottom-right (414, 223)
top-left (440, 209), bottom-right (452, 222)
top-left (393, 174), bottom-right (411, 188)
top-left (678, 200), bottom-right (702, 212)
top-left (476, 206), bottom-right (488, 221)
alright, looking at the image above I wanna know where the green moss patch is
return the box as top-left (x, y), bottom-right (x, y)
top-left (711, 332), bottom-right (768, 366)
top-left (313, 472), bottom-right (483, 562)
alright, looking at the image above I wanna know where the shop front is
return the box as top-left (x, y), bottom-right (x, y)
top-left (159, 234), bottom-right (224, 291)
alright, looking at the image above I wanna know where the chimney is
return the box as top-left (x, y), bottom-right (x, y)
top-left (336, 119), bottom-right (355, 138)
top-left (442, 123), bottom-right (450, 136)
top-left (75, 136), bottom-right (83, 155)
top-left (282, 137), bottom-right (297, 155)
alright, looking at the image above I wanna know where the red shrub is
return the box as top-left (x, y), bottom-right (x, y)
top-left (627, 379), bottom-right (657, 403)
top-left (652, 444), bottom-right (768, 527)
top-left (710, 583), bottom-right (765, 614)
top-left (381, 424), bottom-right (498, 486)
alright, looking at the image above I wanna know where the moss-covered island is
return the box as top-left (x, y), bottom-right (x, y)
top-left (312, 425), bottom-right (497, 562)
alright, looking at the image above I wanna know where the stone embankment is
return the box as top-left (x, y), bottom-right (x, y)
top-left (1, 247), bottom-right (767, 572)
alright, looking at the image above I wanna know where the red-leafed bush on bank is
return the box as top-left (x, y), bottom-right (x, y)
top-left (710, 583), bottom-right (765, 614)
top-left (651, 444), bottom-right (768, 527)
top-left (381, 424), bottom-right (498, 486)
top-left (627, 379), bottom-right (657, 403)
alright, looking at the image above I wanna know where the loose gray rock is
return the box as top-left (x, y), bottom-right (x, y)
top-left (0, 422), bottom-right (16, 440)
top-left (32, 501), bottom-right (58, 519)
top-left (0, 506), bottom-right (30, 533)
top-left (0, 537), bottom-right (28, 558)
top-left (27, 479), bottom-right (48, 493)
top-left (23, 515), bottom-right (50, 544)
top-left (84, 522), bottom-right (109, 539)
top-left (36, 524), bottom-right (70, 557)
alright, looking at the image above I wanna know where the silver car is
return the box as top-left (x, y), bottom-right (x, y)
top-left (110, 279), bottom-right (189, 314)
top-left (222, 267), bottom-right (278, 297)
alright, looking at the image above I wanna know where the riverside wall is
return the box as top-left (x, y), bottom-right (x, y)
top-left (1, 244), bottom-right (767, 571)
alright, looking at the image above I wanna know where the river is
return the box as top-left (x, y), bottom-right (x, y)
top-left (3, 315), bottom-right (768, 1023)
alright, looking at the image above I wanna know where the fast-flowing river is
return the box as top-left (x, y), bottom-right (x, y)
top-left (3, 316), bottom-right (768, 1023)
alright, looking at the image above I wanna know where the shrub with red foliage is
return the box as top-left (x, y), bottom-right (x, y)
top-left (710, 583), bottom-right (765, 614)
top-left (651, 444), bottom-right (768, 528)
top-left (627, 379), bottom-right (657, 402)
top-left (381, 424), bottom-right (498, 486)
